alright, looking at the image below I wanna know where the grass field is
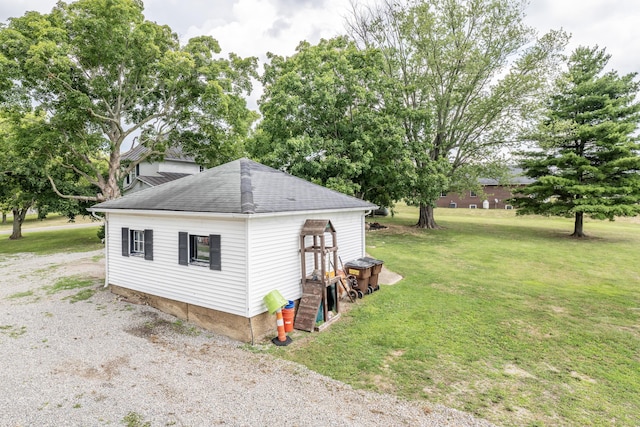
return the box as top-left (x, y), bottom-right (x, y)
top-left (0, 226), bottom-right (103, 255)
top-left (0, 212), bottom-right (96, 230)
top-left (272, 206), bottom-right (640, 427)
top-left (0, 212), bottom-right (102, 254)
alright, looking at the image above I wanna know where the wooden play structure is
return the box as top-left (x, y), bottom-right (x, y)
top-left (294, 219), bottom-right (343, 332)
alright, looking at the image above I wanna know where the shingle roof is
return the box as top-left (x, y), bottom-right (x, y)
top-left (121, 145), bottom-right (196, 163)
top-left (136, 172), bottom-right (192, 187)
top-left (92, 158), bottom-right (377, 214)
top-left (478, 168), bottom-right (535, 186)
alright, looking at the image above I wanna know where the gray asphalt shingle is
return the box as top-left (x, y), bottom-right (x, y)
top-left (121, 145), bottom-right (196, 163)
top-left (92, 158), bottom-right (377, 214)
top-left (136, 172), bottom-right (192, 187)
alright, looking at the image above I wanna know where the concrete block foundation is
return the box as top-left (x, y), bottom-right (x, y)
top-left (110, 285), bottom-right (276, 343)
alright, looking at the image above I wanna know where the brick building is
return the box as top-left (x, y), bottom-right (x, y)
top-left (437, 170), bottom-right (534, 210)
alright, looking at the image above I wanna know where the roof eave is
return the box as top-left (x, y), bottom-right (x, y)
top-left (87, 208), bottom-right (252, 219)
top-left (88, 206), bottom-right (376, 219)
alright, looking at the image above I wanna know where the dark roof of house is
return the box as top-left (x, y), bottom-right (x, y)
top-left (93, 158), bottom-right (377, 214)
top-left (121, 145), bottom-right (196, 163)
top-left (136, 172), bottom-right (192, 187)
top-left (478, 168), bottom-right (535, 186)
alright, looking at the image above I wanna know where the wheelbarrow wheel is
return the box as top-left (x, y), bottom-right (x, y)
top-left (347, 275), bottom-right (357, 288)
top-left (349, 290), bottom-right (358, 300)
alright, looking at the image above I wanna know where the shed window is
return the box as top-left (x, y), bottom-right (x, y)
top-left (470, 191), bottom-right (478, 197)
top-left (131, 230), bottom-right (145, 254)
top-left (191, 235), bottom-right (210, 263)
top-left (469, 204), bottom-right (477, 209)
top-left (178, 232), bottom-right (221, 270)
top-left (124, 164), bottom-right (140, 186)
top-left (121, 228), bottom-right (153, 260)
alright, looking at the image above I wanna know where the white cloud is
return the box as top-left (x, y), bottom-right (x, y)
top-left (524, 0), bottom-right (640, 75)
top-left (2, 0), bottom-right (639, 105)
top-left (179, 0), bottom-right (350, 62)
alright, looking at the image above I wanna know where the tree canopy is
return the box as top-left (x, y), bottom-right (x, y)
top-left (250, 36), bottom-right (409, 209)
top-left (347, 0), bottom-right (568, 227)
top-left (0, 0), bottom-right (257, 202)
top-left (512, 46), bottom-right (640, 237)
top-left (0, 110), bottom-right (90, 239)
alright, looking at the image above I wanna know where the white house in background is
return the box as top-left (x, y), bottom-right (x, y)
top-left (122, 145), bottom-right (203, 194)
top-left (90, 158), bottom-right (376, 342)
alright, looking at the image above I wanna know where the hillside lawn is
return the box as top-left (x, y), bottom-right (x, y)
top-left (271, 205), bottom-right (640, 427)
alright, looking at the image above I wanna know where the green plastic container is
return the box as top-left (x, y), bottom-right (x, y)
top-left (263, 290), bottom-right (288, 314)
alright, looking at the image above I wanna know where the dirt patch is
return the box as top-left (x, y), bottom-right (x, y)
top-left (504, 364), bottom-right (536, 379)
top-left (126, 310), bottom-right (201, 343)
top-left (56, 260), bottom-right (105, 280)
top-left (367, 222), bottom-right (389, 230)
top-left (53, 356), bottom-right (130, 381)
top-left (570, 371), bottom-right (597, 383)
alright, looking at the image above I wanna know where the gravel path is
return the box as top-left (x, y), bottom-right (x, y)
top-left (0, 250), bottom-right (495, 427)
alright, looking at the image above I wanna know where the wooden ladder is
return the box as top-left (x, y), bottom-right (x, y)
top-left (293, 282), bottom-right (323, 332)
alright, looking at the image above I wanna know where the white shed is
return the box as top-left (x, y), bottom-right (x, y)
top-left (90, 158), bottom-right (376, 342)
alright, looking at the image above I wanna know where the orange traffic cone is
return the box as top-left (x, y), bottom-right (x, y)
top-left (273, 308), bottom-right (292, 346)
top-left (263, 289), bottom-right (292, 346)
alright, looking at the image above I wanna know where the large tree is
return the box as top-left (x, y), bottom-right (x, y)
top-left (512, 46), bottom-right (640, 237)
top-left (348, 0), bottom-right (567, 228)
top-left (251, 36), bottom-right (409, 208)
top-left (0, 0), bottom-right (257, 202)
top-left (0, 110), bottom-right (90, 239)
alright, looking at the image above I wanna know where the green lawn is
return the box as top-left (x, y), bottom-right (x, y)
top-left (272, 206), bottom-right (640, 427)
top-left (0, 212), bottom-right (96, 231)
top-left (0, 226), bottom-right (103, 255)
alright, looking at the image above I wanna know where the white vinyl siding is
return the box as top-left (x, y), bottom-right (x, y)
top-left (107, 213), bottom-right (247, 315)
top-left (158, 160), bottom-right (201, 175)
top-left (136, 162), bottom-right (158, 176)
top-left (106, 209), bottom-right (367, 319)
top-left (245, 211), bottom-right (366, 317)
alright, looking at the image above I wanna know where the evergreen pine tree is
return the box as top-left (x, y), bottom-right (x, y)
top-left (513, 46), bottom-right (640, 237)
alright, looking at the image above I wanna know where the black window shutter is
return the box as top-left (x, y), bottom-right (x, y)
top-left (121, 228), bottom-right (129, 257)
top-left (209, 234), bottom-right (221, 271)
top-left (144, 229), bottom-right (153, 261)
top-left (178, 232), bottom-right (188, 265)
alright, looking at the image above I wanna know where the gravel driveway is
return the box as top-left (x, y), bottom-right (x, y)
top-left (0, 250), bottom-right (494, 427)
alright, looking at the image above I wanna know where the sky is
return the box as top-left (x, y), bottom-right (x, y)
top-left (1, 0), bottom-right (639, 109)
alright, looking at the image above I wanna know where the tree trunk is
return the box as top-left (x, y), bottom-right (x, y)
top-left (416, 203), bottom-right (439, 229)
top-left (104, 150), bottom-right (123, 201)
top-left (1, 211), bottom-right (6, 224)
top-left (571, 212), bottom-right (585, 238)
top-left (102, 173), bottom-right (121, 201)
top-left (10, 207), bottom-right (29, 240)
